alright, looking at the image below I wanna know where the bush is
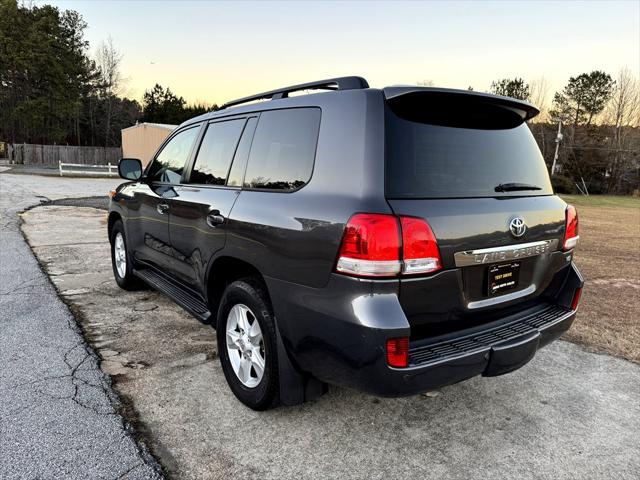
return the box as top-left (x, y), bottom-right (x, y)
top-left (551, 175), bottom-right (576, 194)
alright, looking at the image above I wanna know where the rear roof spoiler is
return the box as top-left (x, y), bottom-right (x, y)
top-left (383, 86), bottom-right (540, 121)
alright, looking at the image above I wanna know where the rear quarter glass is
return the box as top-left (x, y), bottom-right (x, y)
top-left (385, 104), bottom-right (553, 199)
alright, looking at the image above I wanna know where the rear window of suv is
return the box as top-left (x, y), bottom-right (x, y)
top-left (243, 108), bottom-right (321, 191)
top-left (385, 99), bottom-right (553, 199)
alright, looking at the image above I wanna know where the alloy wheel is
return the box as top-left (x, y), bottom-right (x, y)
top-left (114, 232), bottom-right (127, 278)
top-left (225, 303), bottom-right (265, 388)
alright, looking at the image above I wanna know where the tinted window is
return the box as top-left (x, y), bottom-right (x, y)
top-left (227, 117), bottom-right (258, 187)
top-left (244, 108), bottom-right (320, 191)
top-left (385, 107), bottom-right (553, 198)
top-left (190, 119), bottom-right (244, 185)
top-left (148, 127), bottom-right (199, 183)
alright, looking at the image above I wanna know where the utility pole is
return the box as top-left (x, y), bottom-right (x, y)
top-left (550, 120), bottom-right (562, 176)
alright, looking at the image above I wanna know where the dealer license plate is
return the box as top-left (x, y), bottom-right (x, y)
top-left (488, 262), bottom-right (520, 296)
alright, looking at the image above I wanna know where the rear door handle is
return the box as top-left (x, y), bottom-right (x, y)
top-left (157, 203), bottom-right (169, 215)
top-left (206, 212), bottom-right (225, 227)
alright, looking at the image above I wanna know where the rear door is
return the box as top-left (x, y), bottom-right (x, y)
top-left (383, 89), bottom-right (567, 325)
top-left (167, 116), bottom-right (258, 291)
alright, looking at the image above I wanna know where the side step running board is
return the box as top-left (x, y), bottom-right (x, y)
top-left (133, 267), bottom-right (211, 323)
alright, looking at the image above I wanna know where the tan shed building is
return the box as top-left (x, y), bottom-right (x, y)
top-left (121, 122), bottom-right (176, 167)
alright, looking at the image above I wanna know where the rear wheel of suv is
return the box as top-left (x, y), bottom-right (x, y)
top-left (217, 279), bottom-right (279, 410)
top-left (110, 220), bottom-right (142, 290)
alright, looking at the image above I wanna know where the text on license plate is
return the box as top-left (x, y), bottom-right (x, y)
top-left (488, 262), bottom-right (520, 296)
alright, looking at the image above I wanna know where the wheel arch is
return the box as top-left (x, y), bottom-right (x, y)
top-left (107, 211), bottom-right (122, 241)
top-left (207, 254), bottom-right (324, 405)
top-left (206, 255), bottom-right (270, 327)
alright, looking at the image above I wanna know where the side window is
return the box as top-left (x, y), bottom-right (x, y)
top-left (227, 117), bottom-right (258, 187)
top-left (243, 108), bottom-right (320, 191)
top-left (147, 127), bottom-right (199, 183)
top-left (190, 119), bottom-right (245, 185)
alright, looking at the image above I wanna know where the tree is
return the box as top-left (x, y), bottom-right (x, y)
top-left (550, 71), bottom-right (615, 127)
top-left (490, 77), bottom-right (530, 100)
top-left (95, 37), bottom-right (124, 146)
top-left (529, 77), bottom-right (550, 122)
top-left (184, 102), bottom-right (213, 119)
top-left (606, 68), bottom-right (639, 129)
top-left (0, 0), bottom-right (96, 144)
top-left (142, 84), bottom-right (187, 124)
top-left (603, 68), bottom-right (640, 191)
top-left (142, 85), bottom-right (216, 124)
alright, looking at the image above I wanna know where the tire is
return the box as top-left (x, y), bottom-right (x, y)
top-left (217, 278), bottom-right (279, 410)
top-left (110, 219), bottom-right (142, 290)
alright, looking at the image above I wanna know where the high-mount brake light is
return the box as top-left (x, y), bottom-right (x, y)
top-left (563, 205), bottom-right (580, 251)
top-left (335, 213), bottom-right (442, 278)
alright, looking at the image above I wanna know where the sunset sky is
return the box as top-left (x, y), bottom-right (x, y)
top-left (49, 0), bottom-right (639, 106)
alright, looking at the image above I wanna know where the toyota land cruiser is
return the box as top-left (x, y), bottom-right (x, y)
top-left (109, 76), bottom-right (583, 410)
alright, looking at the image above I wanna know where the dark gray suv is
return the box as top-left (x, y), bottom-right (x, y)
top-left (109, 76), bottom-right (583, 410)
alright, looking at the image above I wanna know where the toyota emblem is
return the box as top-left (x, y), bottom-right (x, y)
top-left (509, 217), bottom-right (527, 238)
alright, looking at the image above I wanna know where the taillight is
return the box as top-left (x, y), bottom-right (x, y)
top-left (571, 287), bottom-right (583, 310)
top-left (335, 213), bottom-right (442, 278)
top-left (400, 216), bottom-right (442, 275)
top-left (386, 337), bottom-right (409, 367)
top-left (335, 213), bottom-right (402, 277)
top-left (563, 205), bottom-right (579, 251)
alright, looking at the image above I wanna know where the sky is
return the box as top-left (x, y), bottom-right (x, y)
top-left (48, 0), bottom-right (639, 106)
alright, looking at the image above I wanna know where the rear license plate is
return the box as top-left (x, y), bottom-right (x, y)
top-left (488, 262), bottom-right (520, 296)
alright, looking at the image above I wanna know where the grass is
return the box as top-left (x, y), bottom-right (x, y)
top-left (562, 197), bottom-right (640, 363)
top-left (560, 194), bottom-right (640, 209)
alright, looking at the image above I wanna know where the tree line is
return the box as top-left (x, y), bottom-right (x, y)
top-left (0, 0), bottom-right (215, 148)
top-left (488, 72), bottom-right (639, 195)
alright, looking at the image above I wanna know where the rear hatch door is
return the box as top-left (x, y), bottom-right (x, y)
top-left (384, 88), bottom-right (568, 330)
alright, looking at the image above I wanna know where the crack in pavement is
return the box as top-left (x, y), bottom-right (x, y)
top-left (0, 174), bottom-right (164, 480)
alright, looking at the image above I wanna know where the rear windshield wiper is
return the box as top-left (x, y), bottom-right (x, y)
top-left (494, 182), bottom-right (542, 193)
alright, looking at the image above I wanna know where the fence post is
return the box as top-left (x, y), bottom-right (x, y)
top-left (59, 161), bottom-right (63, 176)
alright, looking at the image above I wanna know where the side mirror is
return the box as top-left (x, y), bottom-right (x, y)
top-left (118, 158), bottom-right (143, 181)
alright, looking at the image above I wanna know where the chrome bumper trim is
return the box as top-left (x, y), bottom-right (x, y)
top-left (467, 284), bottom-right (536, 309)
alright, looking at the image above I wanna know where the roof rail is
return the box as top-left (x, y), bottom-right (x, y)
top-left (220, 76), bottom-right (369, 110)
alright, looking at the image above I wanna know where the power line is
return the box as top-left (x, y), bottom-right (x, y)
top-left (561, 146), bottom-right (639, 153)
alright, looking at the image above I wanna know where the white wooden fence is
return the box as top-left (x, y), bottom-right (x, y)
top-left (59, 162), bottom-right (118, 177)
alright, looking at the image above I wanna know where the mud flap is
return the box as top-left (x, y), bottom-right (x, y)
top-left (483, 330), bottom-right (540, 377)
top-left (275, 319), bottom-right (326, 406)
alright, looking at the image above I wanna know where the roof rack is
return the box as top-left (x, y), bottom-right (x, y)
top-left (220, 76), bottom-right (369, 110)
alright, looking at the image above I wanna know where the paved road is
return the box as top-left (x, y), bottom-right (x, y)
top-left (0, 173), bottom-right (162, 479)
top-left (19, 201), bottom-right (640, 479)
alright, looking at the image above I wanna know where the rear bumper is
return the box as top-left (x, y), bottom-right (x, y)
top-left (266, 262), bottom-right (583, 397)
top-left (391, 304), bottom-right (575, 395)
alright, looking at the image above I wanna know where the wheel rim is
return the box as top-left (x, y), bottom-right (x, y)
top-left (114, 232), bottom-right (127, 278)
top-left (225, 304), bottom-right (265, 388)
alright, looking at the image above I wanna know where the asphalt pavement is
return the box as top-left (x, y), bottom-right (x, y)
top-left (0, 172), bottom-right (163, 479)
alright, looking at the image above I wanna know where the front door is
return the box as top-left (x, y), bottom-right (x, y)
top-left (130, 125), bottom-right (201, 271)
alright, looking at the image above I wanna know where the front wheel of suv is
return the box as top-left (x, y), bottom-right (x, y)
top-left (217, 279), bottom-right (279, 410)
top-left (110, 219), bottom-right (142, 291)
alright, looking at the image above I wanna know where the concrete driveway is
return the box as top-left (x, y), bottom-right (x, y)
top-left (19, 200), bottom-right (640, 480)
